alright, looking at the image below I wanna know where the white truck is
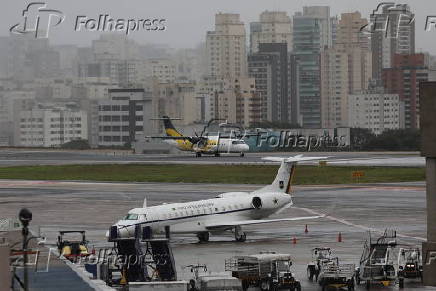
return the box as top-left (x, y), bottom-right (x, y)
top-left (226, 252), bottom-right (301, 291)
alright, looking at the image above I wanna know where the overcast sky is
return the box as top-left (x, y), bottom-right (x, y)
top-left (2, 0), bottom-right (436, 54)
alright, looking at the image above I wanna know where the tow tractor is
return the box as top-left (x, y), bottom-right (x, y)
top-left (57, 230), bottom-right (89, 262)
top-left (316, 257), bottom-right (355, 291)
top-left (355, 229), bottom-right (397, 289)
top-left (307, 247), bottom-right (333, 281)
top-left (397, 247), bottom-right (423, 288)
top-left (226, 252), bottom-right (301, 291)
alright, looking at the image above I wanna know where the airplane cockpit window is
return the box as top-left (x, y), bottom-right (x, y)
top-left (124, 214), bottom-right (139, 220)
top-left (232, 140), bottom-right (244, 144)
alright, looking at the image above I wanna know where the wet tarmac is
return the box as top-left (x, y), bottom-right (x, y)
top-left (0, 179), bottom-right (433, 290)
top-left (0, 149), bottom-right (424, 167)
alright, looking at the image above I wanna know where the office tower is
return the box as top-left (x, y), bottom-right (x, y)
top-left (248, 43), bottom-right (289, 123)
top-left (291, 11), bottom-right (322, 128)
top-left (97, 89), bottom-right (152, 147)
top-left (302, 6), bottom-right (332, 49)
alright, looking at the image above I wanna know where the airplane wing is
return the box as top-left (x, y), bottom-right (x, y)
top-left (145, 136), bottom-right (192, 140)
top-left (205, 215), bottom-right (323, 229)
top-left (262, 155), bottom-right (329, 163)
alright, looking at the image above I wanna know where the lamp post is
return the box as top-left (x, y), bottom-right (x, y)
top-left (18, 208), bottom-right (32, 291)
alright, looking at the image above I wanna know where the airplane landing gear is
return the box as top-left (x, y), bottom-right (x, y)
top-left (197, 232), bottom-right (209, 243)
top-left (234, 226), bottom-right (247, 242)
top-left (214, 153), bottom-right (221, 157)
top-left (240, 152), bottom-right (245, 157)
top-left (195, 152), bottom-right (202, 158)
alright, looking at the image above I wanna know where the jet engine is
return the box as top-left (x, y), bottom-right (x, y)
top-left (252, 196), bottom-right (262, 209)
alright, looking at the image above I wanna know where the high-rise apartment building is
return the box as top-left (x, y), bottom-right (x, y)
top-left (348, 86), bottom-right (403, 134)
top-left (206, 13), bottom-right (247, 79)
top-left (18, 105), bottom-right (88, 147)
top-left (250, 11), bottom-right (292, 53)
top-left (382, 54), bottom-right (429, 129)
top-left (321, 12), bottom-right (372, 128)
top-left (370, 3), bottom-right (415, 80)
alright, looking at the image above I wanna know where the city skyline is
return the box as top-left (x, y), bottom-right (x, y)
top-left (2, 0), bottom-right (436, 54)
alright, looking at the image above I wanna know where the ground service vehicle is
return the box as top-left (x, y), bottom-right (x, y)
top-left (316, 257), bottom-right (355, 291)
top-left (397, 247), bottom-right (423, 288)
top-left (356, 230), bottom-right (397, 289)
top-left (226, 252), bottom-right (301, 291)
top-left (307, 247), bottom-right (333, 281)
top-left (57, 230), bottom-right (89, 262)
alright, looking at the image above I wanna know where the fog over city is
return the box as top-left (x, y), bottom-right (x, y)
top-left (0, 0), bottom-right (435, 149)
top-left (2, 0), bottom-right (436, 53)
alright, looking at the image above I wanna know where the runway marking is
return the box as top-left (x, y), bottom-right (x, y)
top-left (295, 207), bottom-right (426, 242)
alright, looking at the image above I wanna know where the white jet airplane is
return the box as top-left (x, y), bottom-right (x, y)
top-left (110, 155), bottom-right (327, 242)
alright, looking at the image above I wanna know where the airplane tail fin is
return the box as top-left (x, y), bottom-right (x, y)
top-left (162, 116), bottom-right (183, 137)
top-left (255, 155), bottom-right (328, 194)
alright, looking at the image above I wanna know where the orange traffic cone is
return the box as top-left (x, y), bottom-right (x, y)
top-left (305, 224), bottom-right (308, 233)
top-left (292, 237), bottom-right (297, 244)
top-left (337, 232), bottom-right (342, 242)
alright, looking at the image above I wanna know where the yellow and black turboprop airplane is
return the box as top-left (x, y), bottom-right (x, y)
top-left (147, 116), bottom-right (250, 157)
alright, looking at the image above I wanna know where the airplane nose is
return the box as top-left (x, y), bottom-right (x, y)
top-left (240, 144), bottom-right (249, 152)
